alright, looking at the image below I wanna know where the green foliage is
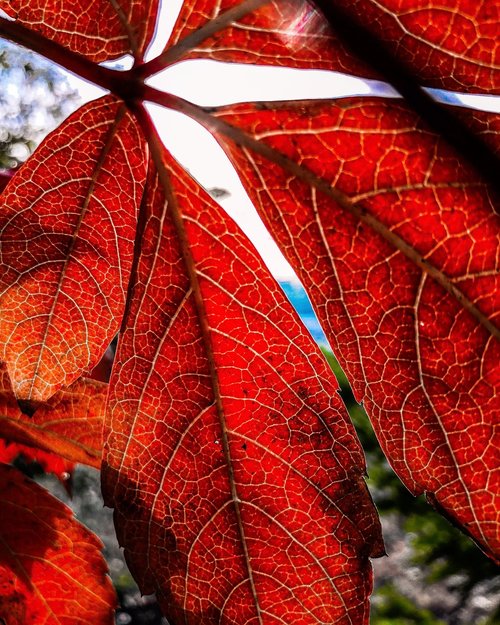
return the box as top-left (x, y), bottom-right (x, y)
top-left (371, 584), bottom-right (446, 625)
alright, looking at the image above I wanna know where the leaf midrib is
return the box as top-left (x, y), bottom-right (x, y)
top-left (139, 106), bottom-right (264, 624)
top-left (206, 106), bottom-right (500, 341)
top-left (28, 100), bottom-right (126, 400)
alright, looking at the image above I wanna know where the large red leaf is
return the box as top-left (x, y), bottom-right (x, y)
top-left (0, 366), bottom-right (105, 468)
top-left (164, 0), bottom-right (499, 93)
top-left (0, 463), bottom-right (115, 624)
top-left (207, 98), bottom-right (500, 561)
top-left (0, 95), bottom-right (147, 402)
top-left (102, 148), bottom-right (384, 625)
top-left (0, 0), bottom-right (159, 62)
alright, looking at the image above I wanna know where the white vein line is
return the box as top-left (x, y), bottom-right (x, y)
top-left (212, 325), bottom-right (355, 463)
top-left (183, 496), bottom-right (232, 615)
top-left (184, 218), bottom-right (338, 373)
top-left (370, 1), bottom-right (500, 70)
top-left (115, 287), bottom-right (193, 479)
top-left (309, 185), bottom-right (370, 401)
top-left (414, 272), bottom-right (487, 546)
top-left (219, 570), bottom-right (326, 625)
top-left (227, 430), bottom-right (357, 523)
top-left (146, 403), bottom-right (214, 574)
top-left (242, 501), bottom-right (353, 624)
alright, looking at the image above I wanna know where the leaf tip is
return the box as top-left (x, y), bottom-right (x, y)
top-left (16, 399), bottom-right (39, 417)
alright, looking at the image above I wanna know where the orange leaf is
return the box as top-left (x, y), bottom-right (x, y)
top-left (0, 366), bottom-right (106, 468)
top-left (0, 95), bottom-right (147, 402)
top-left (102, 147), bottom-right (384, 625)
top-left (211, 98), bottom-right (500, 561)
top-left (0, 464), bottom-right (116, 624)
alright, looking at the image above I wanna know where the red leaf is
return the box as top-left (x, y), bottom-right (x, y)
top-left (0, 0), bottom-right (159, 61)
top-left (0, 171), bottom-right (13, 193)
top-left (209, 99), bottom-right (500, 561)
top-left (0, 439), bottom-right (74, 486)
top-left (0, 440), bottom-right (22, 465)
top-left (0, 95), bottom-right (147, 402)
top-left (0, 365), bottom-right (106, 468)
top-left (328, 0), bottom-right (500, 93)
top-left (165, 0), bottom-right (499, 93)
top-left (0, 464), bottom-right (115, 624)
top-left (164, 0), bottom-right (364, 72)
top-left (102, 149), bottom-right (384, 625)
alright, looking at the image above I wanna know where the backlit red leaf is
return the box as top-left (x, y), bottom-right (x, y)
top-left (0, 366), bottom-right (105, 468)
top-left (165, 0), bottom-right (499, 93)
top-left (102, 149), bottom-right (384, 625)
top-left (209, 98), bottom-right (500, 561)
top-left (0, 95), bottom-right (147, 402)
top-left (0, 0), bottom-right (159, 61)
top-left (0, 464), bottom-right (115, 624)
top-left (164, 0), bottom-right (363, 72)
top-left (328, 0), bottom-right (500, 93)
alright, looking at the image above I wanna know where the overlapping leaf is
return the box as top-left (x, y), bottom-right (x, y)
top-left (102, 150), bottom-right (384, 625)
top-left (0, 3), bottom-right (498, 625)
top-left (208, 97), bottom-right (500, 561)
top-left (0, 439), bottom-right (74, 485)
top-left (0, 95), bottom-right (147, 402)
top-left (328, 0), bottom-right (500, 93)
top-left (0, 0), bottom-right (159, 61)
top-left (163, 0), bottom-right (368, 72)
top-left (0, 365), bottom-right (106, 467)
top-left (0, 464), bottom-right (115, 624)
top-left (165, 0), bottom-right (499, 93)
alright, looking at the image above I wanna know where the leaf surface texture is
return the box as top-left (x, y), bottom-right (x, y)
top-left (0, 0), bottom-right (159, 61)
top-left (102, 153), bottom-right (383, 625)
top-left (166, 0), bottom-right (499, 92)
top-left (0, 366), bottom-right (105, 467)
top-left (0, 95), bottom-right (147, 401)
top-left (0, 464), bottom-right (116, 624)
top-left (211, 97), bottom-right (500, 560)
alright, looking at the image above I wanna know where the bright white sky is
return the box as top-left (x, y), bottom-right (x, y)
top-left (57, 0), bottom-right (379, 280)
top-left (61, 0), bottom-right (500, 280)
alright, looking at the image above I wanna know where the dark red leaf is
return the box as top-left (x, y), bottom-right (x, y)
top-left (0, 464), bottom-right (115, 624)
top-left (164, 0), bottom-right (499, 93)
top-left (209, 98), bottom-right (500, 561)
top-left (0, 95), bottom-right (147, 402)
top-left (0, 171), bottom-right (13, 193)
top-left (324, 0), bottom-right (500, 94)
top-left (102, 148), bottom-right (383, 625)
top-left (0, 0), bottom-right (159, 61)
top-left (89, 344), bottom-right (116, 383)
